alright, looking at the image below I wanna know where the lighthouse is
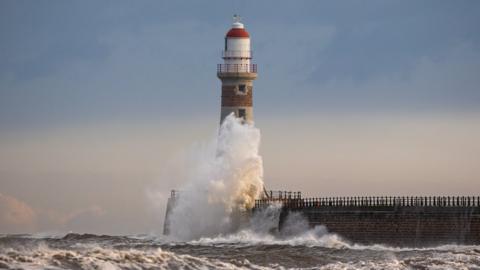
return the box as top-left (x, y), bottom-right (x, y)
top-left (217, 15), bottom-right (257, 124)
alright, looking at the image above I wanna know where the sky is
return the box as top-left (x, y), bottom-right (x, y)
top-left (0, 0), bottom-right (479, 235)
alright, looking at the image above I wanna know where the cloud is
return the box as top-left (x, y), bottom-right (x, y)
top-left (0, 193), bottom-right (36, 233)
top-left (273, 44), bottom-right (480, 114)
top-left (0, 192), bottom-right (107, 234)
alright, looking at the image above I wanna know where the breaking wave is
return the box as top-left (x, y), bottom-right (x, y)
top-left (167, 114), bottom-right (264, 240)
top-left (189, 226), bottom-right (349, 248)
top-left (1, 234), bottom-right (479, 270)
top-left (0, 244), bottom-right (267, 270)
top-left (189, 227), bottom-right (480, 253)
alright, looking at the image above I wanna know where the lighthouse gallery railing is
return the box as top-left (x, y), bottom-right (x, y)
top-left (217, 64), bottom-right (257, 73)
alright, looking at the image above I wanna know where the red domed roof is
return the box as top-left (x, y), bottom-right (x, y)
top-left (226, 28), bottom-right (250, 38)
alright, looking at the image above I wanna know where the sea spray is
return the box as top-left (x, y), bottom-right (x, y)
top-left (189, 205), bottom-right (347, 249)
top-left (168, 114), bottom-right (264, 240)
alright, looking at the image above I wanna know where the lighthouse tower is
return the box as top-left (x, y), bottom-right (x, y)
top-left (217, 15), bottom-right (257, 124)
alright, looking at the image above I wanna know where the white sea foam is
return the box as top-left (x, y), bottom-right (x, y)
top-left (189, 226), bottom-right (348, 249)
top-left (167, 114), bottom-right (264, 240)
top-left (317, 253), bottom-right (480, 270)
top-left (188, 204), bottom-right (350, 249)
top-left (1, 235), bottom-right (479, 270)
top-left (0, 244), bottom-right (271, 270)
top-left (188, 226), bottom-right (480, 253)
top-left (2, 244), bottom-right (478, 270)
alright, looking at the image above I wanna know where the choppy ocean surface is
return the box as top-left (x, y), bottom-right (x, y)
top-left (1, 229), bottom-right (479, 270)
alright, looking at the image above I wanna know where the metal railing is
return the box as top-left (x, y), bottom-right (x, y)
top-left (255, 196), bottom-right (480, 209)
top-left (217, 64), bottom-right (257, 73)
top-left (222, 50), bottom-right (252, 59)
top-left (265, 190), bottom-right (302, 200)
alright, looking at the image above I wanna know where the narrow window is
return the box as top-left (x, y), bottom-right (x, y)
top-left (238, 84), bottom-right (246, 93)
top-left (238, 109), bottom-right (246, 119)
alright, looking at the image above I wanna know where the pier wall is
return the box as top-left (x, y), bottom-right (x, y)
top-left (254, 196), bottom-right (480, 246)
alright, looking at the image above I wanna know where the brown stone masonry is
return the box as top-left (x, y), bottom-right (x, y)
top-left (221, 85), bottom-right (253, 107)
